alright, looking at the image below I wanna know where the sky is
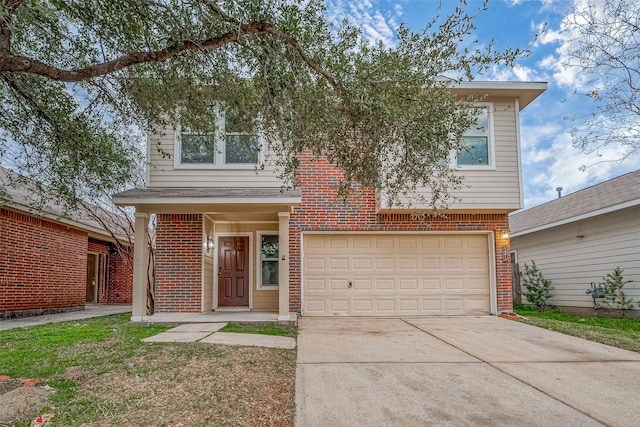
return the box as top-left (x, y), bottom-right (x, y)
top-left (326, 0), bottom-right (640, 209)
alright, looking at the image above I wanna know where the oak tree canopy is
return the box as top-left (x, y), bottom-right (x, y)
top-left (0, 0), bottom-right (523, 209)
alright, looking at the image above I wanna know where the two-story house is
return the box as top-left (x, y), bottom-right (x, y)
top-left (113, 81), bottom-right (546, 321)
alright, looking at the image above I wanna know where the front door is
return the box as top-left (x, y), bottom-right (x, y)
top-left (86, 253), bottom-right (97, 302)
top-left (218, 236), bottom-right (249, 306)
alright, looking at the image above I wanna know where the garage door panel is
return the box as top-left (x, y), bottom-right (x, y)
top-left (303, 234), bottom-right (491, 316)
top-left (375, 279), bottom-right (394, 290)
top-left (353, 258), bottom-right (372, 270)
top-left (422, 258), bottom-right (441, 269)
top-left (400, 279), bottom-right (418, 290)
top-left (376, 258), bottom-right (394, 270)
top-left (399, 258), bottom-right (418, 270)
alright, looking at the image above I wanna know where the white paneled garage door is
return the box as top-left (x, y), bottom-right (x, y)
top-left (303, 233), bottom-right (491, 316)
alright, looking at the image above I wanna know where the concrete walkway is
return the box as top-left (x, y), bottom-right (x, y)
top-left (0, 304), bottom-right (131, 331)
top-left (142, 322), bottom-right (296, 349)
top-left (296, 316), bottom-right (640, 427)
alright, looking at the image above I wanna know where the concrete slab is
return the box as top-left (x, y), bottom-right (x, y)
top-left (298, 318), bottom-right (476, 363)
top-left (142, 331), bottom-right (212, 343)
top-left (0, 304), bottom-right (132, 331)
top-left (200, 332), bottom-right (296, 349)
top-left (406, 316), bottom-right (640, 362)
top-left (296, 316), bottom-right (640, 426)
top-left (167, 323), bottom-right (227, 333)
top-left (296, 362), bottom-right (601, 427)
top-left (495, 361), bottom-right (640, 427)
top-left (139, 311), bottom-right (282, 324)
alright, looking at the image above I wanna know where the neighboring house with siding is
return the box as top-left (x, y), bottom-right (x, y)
top-left (510, 171), bottom-right (640, 316)
top-left (0, 167), bottom-right (133, 319)
top-left (113, 81), bottom-right (546, 321)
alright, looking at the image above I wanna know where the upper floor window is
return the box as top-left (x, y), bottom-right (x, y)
top-left (176, 107), bottom-right (262, 168)
top-left (456, 105), bottom-right (493, 168)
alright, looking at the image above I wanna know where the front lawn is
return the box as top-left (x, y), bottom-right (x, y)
top-left (0, 315), bottom-right (297, 426)
top-left (515, 306), bottom-right (640, 353)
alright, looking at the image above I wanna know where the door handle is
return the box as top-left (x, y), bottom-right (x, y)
top-left (218, 266), bottom-right (222, 278)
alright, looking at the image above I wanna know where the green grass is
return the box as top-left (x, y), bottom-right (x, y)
top-left (0, 314), bottom-right (170, 425)
top-left (0, 314), bottom-right (169, 379)
top-left (219, 322), bottom-right (297, 338)
top-left (515, 306), bottom-right (640, 353)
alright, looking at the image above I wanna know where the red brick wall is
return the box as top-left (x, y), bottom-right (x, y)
top-left (0, 208), bottom-right (87, 316)
top-left (155, 214), bottom-right (202, 312)
top-left (87, 239), bottom-right (133, 304)
top-left (107, 246), bottom-right (133, 304)
top-left (289, 155), bottom-right (513, 313)
top-left (88, 239), bottom-right (109, 303)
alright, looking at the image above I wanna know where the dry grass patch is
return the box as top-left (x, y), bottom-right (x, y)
top-left (72, 344), bottom-right (296, 427)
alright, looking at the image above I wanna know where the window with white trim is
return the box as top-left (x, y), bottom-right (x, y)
top-left (456, 105), bottom-right (493, 168)
top-left (177, 107), bottom-right (262, 167)
top-left (258, 232), bottom-right (279, 287)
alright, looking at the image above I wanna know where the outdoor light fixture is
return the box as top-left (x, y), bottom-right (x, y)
top-left (501, 231), bottom-right (510, 262)
top-left (206, 237), bottom-right (215, 253)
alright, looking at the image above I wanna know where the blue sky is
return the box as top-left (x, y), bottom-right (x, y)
top-left (326, 0), bottom-right (640, 209)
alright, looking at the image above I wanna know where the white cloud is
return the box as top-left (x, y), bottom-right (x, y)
top-left (325, 0), bottom-right (403, 47)
top-left (519, 120), bottom-right (640, 208)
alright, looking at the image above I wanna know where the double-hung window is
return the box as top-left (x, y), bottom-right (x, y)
top-left (456, 104), bottom-right (494, 168)
top-left (177, 106), bottom-right (262, 168)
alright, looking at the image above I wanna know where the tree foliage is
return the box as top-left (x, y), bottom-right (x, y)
top-left (522, 261), bottom-right (553, 311)
top-left (0, 0), bottom-right (523, 208)
top-left (563, 0), bottom-right (640, 162)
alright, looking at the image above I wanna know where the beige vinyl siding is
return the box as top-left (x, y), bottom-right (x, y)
top-left (214, 222), bottom-right (279, 311)
top-left (384, 99), bottom-right (522, 212)
top-left (512, 206), bottom-right (640, 311)
top-left (148, 127), bottom-right (284, 188)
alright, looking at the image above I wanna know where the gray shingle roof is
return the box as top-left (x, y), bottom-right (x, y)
top-left (113, 187), bottom-right (301, 200)
top-left (510, 170), bottom-right (640, 235)
top-left (1, 166), bottom-right (131, 242)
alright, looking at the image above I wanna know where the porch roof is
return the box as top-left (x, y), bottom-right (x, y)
top-left (112, 187), bottom-right (301, 214)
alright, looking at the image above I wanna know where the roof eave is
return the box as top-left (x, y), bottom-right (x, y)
top-left (511, 198), bottom-right (640, 237)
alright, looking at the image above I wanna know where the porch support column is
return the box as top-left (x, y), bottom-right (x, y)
top-left (278, 212), bottom-right (290, 321)
top-left (132, 212), bottom-right (149, 322)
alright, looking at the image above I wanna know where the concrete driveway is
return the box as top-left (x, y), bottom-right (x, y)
top-left (296, 316), bottom-right (640, 426)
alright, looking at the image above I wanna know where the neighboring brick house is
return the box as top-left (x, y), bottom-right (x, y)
top-left (0, 167), bottom-right (133, 319)
top-left (114, 81), bottom-right (546, 321)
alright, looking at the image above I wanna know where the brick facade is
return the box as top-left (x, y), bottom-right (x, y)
top-left (0, 208), bottom-right (87, 316)
top-left (155, 214), bottom-right (203, 312)
top-left (87, 239), bottom-right (133, 305)
top-left (0, 208), bottom-right (133, 318)
top-left (107, 246), bottom-right (133, 304)
top-left (288, 155), bottom-right (513, 313)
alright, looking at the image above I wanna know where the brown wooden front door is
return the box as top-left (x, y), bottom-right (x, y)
top-left (218, 236), bottom-right (249, 307)
top-left (86, 253), bottom-right (97, 302)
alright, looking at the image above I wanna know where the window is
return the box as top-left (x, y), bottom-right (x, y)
top-left (457, 105), bottom-right (493, 167)
top-left (177, 107), bottom-right (261, 167)
top-left (259, 233), bottom-right (279, 287)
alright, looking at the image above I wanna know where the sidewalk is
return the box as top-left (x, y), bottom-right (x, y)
top-left (0, 304), bottom-right (131, 331)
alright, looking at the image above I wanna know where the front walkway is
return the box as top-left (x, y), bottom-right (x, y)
top-left (142, 322), bottom-right (296, 349)
top-left (0, 304), bottom-right (131, 331)
top-left (140, 311), bottom-right (292, 324)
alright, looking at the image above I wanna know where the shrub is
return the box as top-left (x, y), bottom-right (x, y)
top-left (598, 266), bottom-right (635, 317)
top-left (522, 261), bottom-right (553, 311)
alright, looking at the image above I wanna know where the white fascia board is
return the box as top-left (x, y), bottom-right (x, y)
top-left (511, 198), bottom-right (640, 237)
top-left (112, 196), bottom-right (302, 206)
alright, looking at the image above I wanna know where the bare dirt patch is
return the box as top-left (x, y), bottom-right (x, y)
top-left (65, 343), bottom-right (296, 426)
top-left (0, 383), bottom-right (51, 425)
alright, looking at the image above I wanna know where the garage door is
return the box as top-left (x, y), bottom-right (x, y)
top-left (303, 234), bottom-right (491, 316)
